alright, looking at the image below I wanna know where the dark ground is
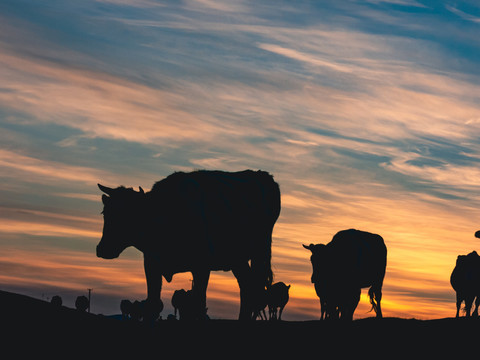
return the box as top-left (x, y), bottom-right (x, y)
top-left (2, 289), bottom-right (478, 357)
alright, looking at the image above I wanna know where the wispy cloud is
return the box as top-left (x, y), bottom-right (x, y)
top-left (0, 149), bottom-right (112, 185)
top-left (258, 43), bottom-right (354, 73)
top-left (446, 4), bottom-right (480, 23)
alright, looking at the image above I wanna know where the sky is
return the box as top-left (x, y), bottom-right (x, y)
top-left (1, 0), bottom-right (480, 320)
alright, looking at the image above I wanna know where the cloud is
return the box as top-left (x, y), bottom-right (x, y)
top-left (184, 0), bottom-right (248, 13)
top-left (0, 205), bottom-right (101, 239)
top-left (258, 43), bottom-right (354, 73)
top-left (0, 149), bottom-right (113, 185)
top-left (365, 0), bottom-right (426, 6)
top-left (446, 4), bottom-right (480, 23)
top-left (0, 52), bottom-right (207, 143)
top-left (382, 152), bottom-right (480, 190)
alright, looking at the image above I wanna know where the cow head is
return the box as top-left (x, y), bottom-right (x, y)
top-left (456, 250), bottom-right (480, 268)
top-left (303, 243), bottom-right (327, 283)
top-left (97, 184), bottom-right (146, 259)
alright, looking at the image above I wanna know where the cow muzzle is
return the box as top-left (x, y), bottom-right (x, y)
top-left (96, 243), bottom-right (119, 259)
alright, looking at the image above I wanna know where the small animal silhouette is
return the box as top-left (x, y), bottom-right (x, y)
top-left (171, 288), bottom-right (209, 320)
top-left (130, 300), bottom-right (144, 321)
top-left (75, 295), bottom-right (89, 312)
top-left (120, 299), bottom-right (133, 320)
top-left (171, 289), bottom-right (187, 319)
top-left (50, 295), bottom-right (62, 307)
top-left (267, 282), bottom-right (290, 320)
top-left (450, 251), bottom-right (480, 317)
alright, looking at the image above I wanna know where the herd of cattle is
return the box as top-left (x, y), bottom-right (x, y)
top-left (95, 169), bottom-right (480, 321)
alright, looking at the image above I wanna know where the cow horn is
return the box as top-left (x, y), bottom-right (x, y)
top-left (302, 244), bottom-right (314, 251)
top-left (139, 186), bottom-right (145, 194)
top-left (98, 184), bottom-right (113, 195)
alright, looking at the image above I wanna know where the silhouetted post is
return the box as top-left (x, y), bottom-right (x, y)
top-left (87, 288), bottom-right (92, 313)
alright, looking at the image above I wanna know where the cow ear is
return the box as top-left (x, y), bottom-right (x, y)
top-left (302, 244), bottom-right (314, 251)
top-left (98, 184), bottom-right (113, 195)
top-left (102, 194), bottom-right (110, 205)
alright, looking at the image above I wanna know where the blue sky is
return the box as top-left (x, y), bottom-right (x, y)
top-left (1, 0), bottom-right (480, 319)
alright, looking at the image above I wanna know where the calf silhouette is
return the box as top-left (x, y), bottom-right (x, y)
top-left (267, 282), bottom-right (290, 320)
top-left (171, 289), bottom-right (204, 320)
top-left (171, 289), bottom-right (187, 319)
top-left (120, 299), bottom-right (132, 320)
top-left (304, 229), bottom-right (387, 320)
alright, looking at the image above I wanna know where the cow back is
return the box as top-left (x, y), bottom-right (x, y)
top-left (146, 170), bottom-right (280, 272)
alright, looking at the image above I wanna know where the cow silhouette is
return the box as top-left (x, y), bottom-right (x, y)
top-left (97, 170), bottom-right (280, 321)
top-left (303, 229), bottom-right (387, 320)
top-left (450, 251), bottom-right (480, 317)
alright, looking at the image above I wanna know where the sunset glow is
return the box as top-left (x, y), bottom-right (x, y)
top-left (1, 0), bottom-right (480, 320)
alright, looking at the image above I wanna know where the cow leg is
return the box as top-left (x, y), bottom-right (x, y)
top-left (340, 289), bottom-right (360, 321)
top-left (144, 254), bottom-right (163, 324)
top-left (268, 305), bottom-right (273, 320)
top-left (314, 283), bottom-right (325, 320)
top-left (232, 262), bottom-right (253, 320)
top-left (473, 296), bottom-right (480, 317)
top-left (261, 308), bottom-right (267, 320)
top-left (192, 269), bottom-right (210, 320)
top-left (455, 292), bottom-right (462, 318)
top-left (373, 286), bottom-right (383, 318)
top-left (465, 295), bottom-right (474, 317)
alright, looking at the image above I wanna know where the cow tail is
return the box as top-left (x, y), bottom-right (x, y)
top-left (264, 241), bottom-right (274, 288)
top-left (368, 286), bottom-right (378, 314)
top-left (255, 171), bottom-right (279, 290)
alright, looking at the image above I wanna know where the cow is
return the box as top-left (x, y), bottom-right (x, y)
top-left (97, 170), bottom-right (281, 321)
top-left (450, 251), bottom-right (480, 317)
top-left (303, 229), bottom-right (387, 321)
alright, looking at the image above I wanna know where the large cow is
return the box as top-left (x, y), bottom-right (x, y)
top-left (97, 170), bottom-right (281, 320)
top-left (303, 229), bottom-right (387, 320)
top-left (450, 251), bottom-right (480, 317)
